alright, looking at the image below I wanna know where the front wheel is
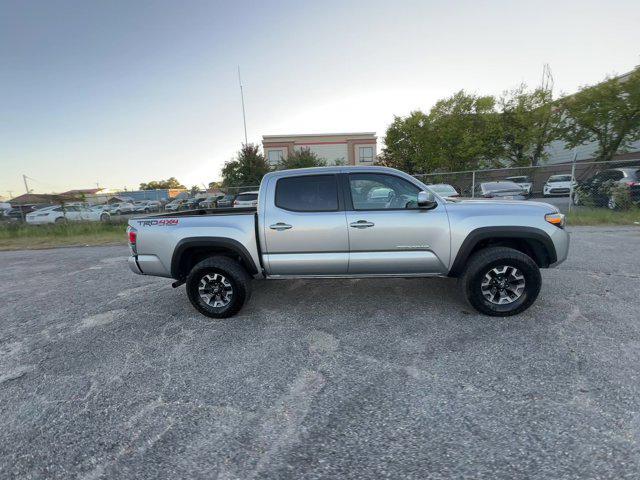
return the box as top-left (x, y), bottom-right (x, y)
top-left (459, 247), bottom-right (541, 316)
top-left (185, 256), bottom-right (252, 318)
top-left (100, 213), bottom-right (109, 222)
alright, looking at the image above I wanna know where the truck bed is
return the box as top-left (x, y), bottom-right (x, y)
top-left (149, 207), bottom-right (257, 218)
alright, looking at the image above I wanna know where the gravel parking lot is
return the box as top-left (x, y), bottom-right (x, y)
top-left (2, 227), bottom-right (640, 479)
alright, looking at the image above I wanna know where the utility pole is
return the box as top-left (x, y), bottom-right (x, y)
top-left (238, 66), bottom-right (248, 145)
top-left (22, 174), bottom-right (31, 194)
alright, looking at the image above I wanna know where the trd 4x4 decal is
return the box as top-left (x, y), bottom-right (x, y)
top-left (137, 219), bottom-right (179, 227)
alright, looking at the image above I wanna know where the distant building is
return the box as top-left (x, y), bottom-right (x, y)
top-left (8, 193), bottom-right (64, 206)
top-left (262, 132), bottom-right (377, 167)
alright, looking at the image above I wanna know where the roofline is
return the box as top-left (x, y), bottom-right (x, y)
top-left (262, 132), bottom-right (376, 139)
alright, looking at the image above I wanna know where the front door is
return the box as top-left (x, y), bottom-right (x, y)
top-left (344, 172), bottom-right (450, 275)
top-left (263, 174), bottom-right (349, 275)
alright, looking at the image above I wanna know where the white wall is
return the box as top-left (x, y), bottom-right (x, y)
top-left (295, 144), bottom-right (348, 165)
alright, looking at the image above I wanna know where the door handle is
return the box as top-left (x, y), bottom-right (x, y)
top-left (350, 220), bottom-right (375, 229)
top-left (269, 222), bottom-right (292, 231)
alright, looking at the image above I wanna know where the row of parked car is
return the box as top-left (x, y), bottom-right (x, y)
top-left (0, 192), bottom-right (263, 225)
top-left (426, 174), bottom-right (578, 200)
top-left (427, 166), bottom-right (640, 209)
top-left (163, 191), bottom-right (260, 211)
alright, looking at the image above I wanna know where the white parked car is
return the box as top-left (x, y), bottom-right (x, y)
top-left (108, 202), bottom-right (135, 215)
top-left (233, 191), bottom-right (259, 207)
top-left (89, 205), bottom-right (112, 222)
top-left (543, 175), bottom-right (577, 197)
top-left (26, 205), bottom-right (109, 224)
top-left (427, 183), bottom-right (460, 197)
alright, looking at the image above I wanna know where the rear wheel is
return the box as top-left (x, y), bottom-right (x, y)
top-left (55, 216), bottom-right (67, 224)
top-left (459, 247), bottom-right (541, 316)
top-left (100, 213), bottom-right (109, 222)
top-left (185, 256), bottom-right (252, 318)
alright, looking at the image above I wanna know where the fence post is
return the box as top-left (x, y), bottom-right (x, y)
top-left (471, 170), bottom-right (476, 198)
top-left (568, 151), bottom-right (577, 214)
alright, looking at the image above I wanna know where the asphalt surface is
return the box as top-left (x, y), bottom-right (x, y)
top-left (1, 226), bottom-right (640, 479)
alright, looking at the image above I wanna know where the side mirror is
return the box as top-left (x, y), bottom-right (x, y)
top-left (417, 191), bottom-right (438, 210)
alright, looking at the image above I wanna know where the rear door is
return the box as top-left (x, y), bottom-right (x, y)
top-left (263, 174), bottom-right (349, 275)
top-left (343, 172), bottom-right (450, 275)
top-left (64, 206), bottom-right (83, 221)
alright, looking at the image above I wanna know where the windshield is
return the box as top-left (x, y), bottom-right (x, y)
top-left (548, 175), bottom-right (572, 183)
top-left (506, 176), bottom-right (529, 183)
top-left (483, 182), bottom-right (522, 192)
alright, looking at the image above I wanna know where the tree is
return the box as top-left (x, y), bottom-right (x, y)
top-left (428, 91), bottom-right (504, 171)
top-left (559, 68), bottom-right (640, 162)
top-left (221, 144), bottom-right (270, 187)
top-left (379, 111), bottom-right (434, 174)
top-left (208, 181), bottom-right (222, 190)
top-left (498, 84), bottom-right (559, 166)
top-left (276, 147), bottom-right (326, 169)
top-left (139, 177), bottom-right (185, 190)
top-left (382, 91), bottom-right (504, 173)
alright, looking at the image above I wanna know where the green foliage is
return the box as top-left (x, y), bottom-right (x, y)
top-left (559, 68), bottom-right (640, 162)
top-left (566, 207), bottom-right (640, 226)
top-left (221, 144), bottom-right (271, 187)
top-left (499, 84), bottom-right (559, 166)
top-left (139, 177), bottom-right (186, 190)
top-left (0, 221), bottom-right (126, 250)
top-left (610, 184), bottom-right (634, 210)
top-left (381, 91), bottom-right (505, 173)
top-left (276, 148), bottom-right (326, 170)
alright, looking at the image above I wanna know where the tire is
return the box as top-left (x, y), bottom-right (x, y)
top-left (459, 246), bottom-right (541, 317)
top-left (55, 216), bottom-right (67, 224)
top-left (185, 256), bottom-right (252, 318)
top-left (100, 213), bottom-right (109, 222)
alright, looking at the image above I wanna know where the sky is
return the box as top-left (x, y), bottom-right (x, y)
top-left (1, 0), bottom-right (639, 197)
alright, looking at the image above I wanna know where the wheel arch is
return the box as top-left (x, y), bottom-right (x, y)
top-left (171, 237), bottom-right (258, 280)
top-left (449, 226), bottom-right (556, 277)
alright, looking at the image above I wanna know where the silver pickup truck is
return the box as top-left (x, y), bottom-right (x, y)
top-left (127, 166), bottom-right (569, 318)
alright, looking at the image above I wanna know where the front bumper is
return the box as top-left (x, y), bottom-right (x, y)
top-left (548, 227), bottom-right (570, 267)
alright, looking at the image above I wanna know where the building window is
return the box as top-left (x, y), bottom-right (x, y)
top-left (359, 146), bottom-right (374, 162)
top-left (268, 149), bottom-right (284, 166)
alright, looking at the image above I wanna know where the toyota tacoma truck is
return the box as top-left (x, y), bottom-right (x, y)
top-left (127, 166), bottom-right (569, 318)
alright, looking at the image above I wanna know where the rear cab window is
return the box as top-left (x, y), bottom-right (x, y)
top-left (275, 175), bottom-right (339, 212)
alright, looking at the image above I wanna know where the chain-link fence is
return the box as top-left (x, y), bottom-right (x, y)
top-left (414, 159), bottom-right (640, 215)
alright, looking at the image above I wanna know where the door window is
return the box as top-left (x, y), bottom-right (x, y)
top-left (348, 173), bottom-right (420, 210)
top-left (275, 175), bottom-right (339, 212)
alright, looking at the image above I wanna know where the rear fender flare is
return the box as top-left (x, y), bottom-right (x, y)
top-left (171, 237), bottom-right (258, 279)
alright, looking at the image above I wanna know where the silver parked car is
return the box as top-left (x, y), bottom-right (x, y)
top-left (474, 181), bottom-right (527, 200)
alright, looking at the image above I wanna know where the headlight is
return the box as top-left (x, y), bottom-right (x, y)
top-left (545, 213), bottom-right (565, 228)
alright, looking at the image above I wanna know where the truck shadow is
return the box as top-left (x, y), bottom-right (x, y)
top-left (249, 276), bottom-right (471, 320)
